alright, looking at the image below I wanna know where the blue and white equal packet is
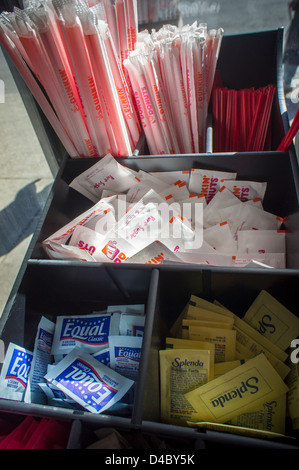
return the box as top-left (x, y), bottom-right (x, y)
top-left (51, 312), bottom-right (120, 358)
top-left (24, 316), bottom-right (55, 404)
top-left (0, 343), bottom-right (33, 401)
top-left (44, 347), bottom-right (134, 414)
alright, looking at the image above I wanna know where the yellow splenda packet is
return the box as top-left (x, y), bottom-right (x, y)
top-left (165, 337), bottom-right (215, 378)
top-left (184, 354), bottom-right (289, 424)
top-left (159, 348), bottom-right (211, 426)
top-left (244, 290), bottom-right (299, 351)
top-left (186, 325), bottom-right (236, 363)
top-left (182, 318), bottom-right (233, 336)
top-left (285, 359), bottom-right (299, 424)
top-left (235, 327), bottom-right (290, 380)
top-left (186, 305), bottom-right (235, 327)
top-left (214, 359), bottom-right (286, 434)
top-left (229, 395), bottom-right (286, 435)
top-left (214, 361), bottom-right (243, 378)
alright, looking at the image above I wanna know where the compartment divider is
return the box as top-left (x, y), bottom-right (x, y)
top-left (132, 268), bottom-right (160, 426)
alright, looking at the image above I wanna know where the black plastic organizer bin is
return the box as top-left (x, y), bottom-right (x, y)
top-left (1, 28), bottom-right (299, 450)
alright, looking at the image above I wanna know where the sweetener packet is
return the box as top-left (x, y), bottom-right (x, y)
top-left (237, 230), bottom-right (286, 254)
top-left (159, 181), bottom-right (190, 203)
top-left (69, 153), bottom-right (136, 203)
top-left (68, 225), bottom-right (109, 260)
top-left (188, 168), bottom-right (237, 203)
top-left (45, 347), bottom-right (134, 414)
top-left (93, 348), bottom-right (110, 367)
top-left (203, 186), bottom-right (241, 228)
top-left (221, 180), bottom-right (267, 202)
top-left (44, 241), bottom-right (97, 262)
top-left (0, 343), bottom-right (33, 401)
top-left (24, 317), bottom-right (55, 404)
top-left (125, 241), bottom-right (182, 265)
top-left (51, 313), bottom-right (121, 357)
top-left (150, 170), bottom-right (190, 185)
top-left (203, 222), bottom-right (237, 253)
top-left (109, 336), bottom-right (143, 381)
top-left (107, 304), bottom-right (145, 315)
top-left (109, 335), bottom-right (143, 404)
top-left (43, 196), bottom-right (118, 247)
top-left (119, 314), bottom-right (146, 336)
top-left (38, 382), bottom-right (83, 410)
top-left (221, 203), bottom-right (284, 240)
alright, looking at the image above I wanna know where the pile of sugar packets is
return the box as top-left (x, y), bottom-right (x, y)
top-left (43, 153), bottom-right (286, 269)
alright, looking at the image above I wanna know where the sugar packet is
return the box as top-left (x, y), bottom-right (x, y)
top-left (44, 348), bottom-right (134, 414)
top-left (0, 343), bottom-right (33, 401)
top-left (69, 154), bottom-right (136, 203)
top-left (188, 168), bottom-right (237, 203)
top-left (221, 180), bottom-right (267, 202)
top-left (237, 230), bottom-right (286, 254)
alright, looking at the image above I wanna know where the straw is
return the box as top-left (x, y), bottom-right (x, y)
top-left (83, 12), bottom-right (133, 156)
top-left (277, 107), bottom-right (299, 151)
top-left (115, 0), bottom-right (129, 68)
top-left (124, 0), bottom-right (138, 53)
top-left (58, 2), bottom-right (114, 156)
top-left (27, 4), bottom-right (97, 157)
top-left (12, 10), bottom-right (82, 154)
top-left (99, 19), bottom-right (140, 147)
top-left (124, 56), bottom-right (157, 154)
top-left (0, 24), bottom-right (78, 157)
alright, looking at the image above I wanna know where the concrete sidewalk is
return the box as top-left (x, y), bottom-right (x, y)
top-left (0, 0), bottom-right (298, 317)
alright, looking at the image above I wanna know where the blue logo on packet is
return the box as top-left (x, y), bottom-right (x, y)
top-left (115, 346), bottom-right (141, 362)
top-left (54, 358), bottom-right (117, 413)
top-left (6, 349), bottom-right (33, 388)
top-left (38, 328), bottom-right (53, 351)
top-left (60, 317), bottom-right (111, 347)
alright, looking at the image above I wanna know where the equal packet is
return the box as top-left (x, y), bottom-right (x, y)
top-left (109, 335), bottom-right (143, 404)
top-left (0, 343), bottom-right (33, 401)
top-left (44, 347), bottom-right (134, 414)
top-left (51, 312), bottom-right (121, 359)
top-left (24, 317), bottom-right (55, 404)
top-left (119, 314), bottom-right (146, 337)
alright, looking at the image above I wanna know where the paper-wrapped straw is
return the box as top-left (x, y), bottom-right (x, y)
top-left (0, 23), bottom-right (78, 157)
top-left (98, 19), bottom-right (140, 147)
top-left (102, 0), bottom-right (120, 58)
top-left (124, 51), bottom-right (170, 155)
top-left (12, 9), bottom-right (82, 155)
top-left (26, 4), bottom-right (97, 157)
top-left (82, 11), bottom-right (133, 156)
top-left (57, 2), bottom-right (115, 156)
top-left (115, 0), bottom-right (128, 67)
top-left (124, 0), bottom-right (138, 53)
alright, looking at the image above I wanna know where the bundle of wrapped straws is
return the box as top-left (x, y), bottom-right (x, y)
top-left (0, 0), bottom-right (223, 157)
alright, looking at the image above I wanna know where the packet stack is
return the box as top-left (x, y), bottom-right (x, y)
top-left (0, 303), bottom-right (145, 415)
top-left (42, 153), bottom-right (286, 269)
top-left (0, 0), bottom-right (141, 158)
top-left (124, 23), bottom-right (223, 154)
top-left (159, 290), bottom-right (299, 440)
